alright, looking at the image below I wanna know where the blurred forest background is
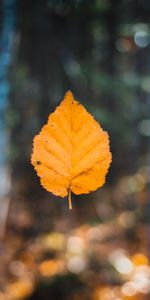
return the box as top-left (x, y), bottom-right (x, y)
top-left (0, 0), bottom-right (150, 299)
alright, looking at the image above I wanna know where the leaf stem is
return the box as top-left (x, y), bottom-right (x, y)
top-left (68, 189), bottom-right (72, 210)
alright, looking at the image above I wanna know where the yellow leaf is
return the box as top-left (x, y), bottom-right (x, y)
top-left (31, 91), bottom-right (112, 209)
top-left (131, 253), bottom-right (149, 266)
top-left (7, 280), bottom-right (34, 300)
top-left (39, 259), bottom-right (64, 277)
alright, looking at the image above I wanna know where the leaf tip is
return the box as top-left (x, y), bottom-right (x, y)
top-left (64, 90), bottom-right (74, 101)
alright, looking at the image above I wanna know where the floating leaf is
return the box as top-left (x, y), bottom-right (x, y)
top-left (31, 91), bottom-right (112, 209)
